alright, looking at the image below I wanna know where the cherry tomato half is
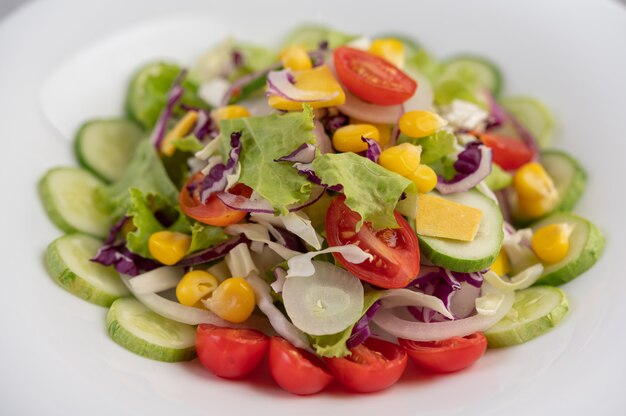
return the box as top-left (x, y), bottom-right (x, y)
top-left (399, 332), bottom-right (487, 373)
top-left (478, 133), bottom-right (535, 171)
top-left (326, 195), bottom-right (420, 289)
top-left (195, 324), bottom-right (269, 379)
top-left (179, 172), bottom-right (252, 227)
top-left (324, 338), bottom-right (408, 393)
top-left (333, 46), bottom-right (417, 106)
top-left (268, 337), bottom-right (334, 395)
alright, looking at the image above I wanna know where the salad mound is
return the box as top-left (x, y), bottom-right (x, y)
top-left (39, 25), bottom-right (604, 395)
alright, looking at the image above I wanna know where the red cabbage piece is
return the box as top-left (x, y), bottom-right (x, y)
top-left (436, 142), bottom-right (492, 194)
top-left (272, 226), bottom-right (307, 253)
top-left (199, 132), bottom-right (242, 203)
top-left (177, 235), bottom-right (249, 267)
top-left (361, 137), bottom-right (381, 163)
top-left (294, 162), bottom-right (343, 192)
top-left (90, 217), bottom-right (159, 276)
top-left (275, 143), bottom-right (317, 163)
top-left (347, 300), bottom-right (382, 349)
top-left (321, 112), bottom-right (349, 135)
top-left (151, 70), bottom-right (187, 149)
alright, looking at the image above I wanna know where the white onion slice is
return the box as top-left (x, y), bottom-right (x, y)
top-left (247, 273), bottom-right (312, 351)
top-left (128, 267), bottom-right (184, 295)
top-left (338, 90), bottom-right (403, 124)
top-left (313, 119), bottom-right (333, 154)
top-left (379, 289), bottom-right (453, 320)
top-left (373, 290), bottom-right (514, 341)
top-left (286, 245), bottom-right (373, 278)
top-left (251, 211), bottom-right (323, 250)
top-left (225, 223), bottom-right (301, 260)
top-left (483, 264), bottom-right (544, 292)
top-left (282, 261), bottom-right (364, 336)
top-left (120, 273), bottom-right (267, 330)
top-left (266, 69), bottom-right (339, 102)
top-left (216, 185), bottom-right (325, 214)
top-left (224, 243), bottom-right (258, 278)
top-left (450, 282), bottom-right (482, 319)
top-left (402, 68), bottom-right (434, 111)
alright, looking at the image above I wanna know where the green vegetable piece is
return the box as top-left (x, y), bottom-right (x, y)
top-left (484, 163), bottom-right (513, 191)
top-left (311, 152), bottom-right (415, 229)
top-left (74, 118), bottom-right (145, 182)
top-left (169, 134), bottom-right (204, 153)
top-left (107, 297), bottom-right (197, 362)
top-left (397, 130), bottom-right (455, 165)
top-left (219, 106), bottom-right (317, 214)
top-left (310, 291), bottom-right (382, 358)
top-left (125, 189), bottom-right (190, 258)
top-left (502, 96), bottom-right (555, 148)
top-left (541, 150), bottom-right (587, 213)
top-left (39, 167), bottom-right (112, 238)
top-left (406, 49), bottom-right (442, 82)
top-left (126, 62), bottom-right (207, 129)
top-left (434, 80), bottom-right (485, 108)
top-left (485, 286), bottom-right (569, 348)
top-left (46, 234), bottom-right (129, 307)
top-left (188, 222), bottom-right (229, 254)
top-left (438, 55), bottom-right (503, 97)
top-left (96, 140), bottom-right (180, 219)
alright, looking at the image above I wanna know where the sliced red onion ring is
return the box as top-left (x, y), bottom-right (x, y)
top-left (338, 90), bottom-right (403, 124)
top-left (373, 290), bottom-right (514, 341)
top-left (216, 185), bottom-right (325, 214)
top-left (436, 145), bottom-right (492, 194)
top-left (275, 143), bottom-right (317, 163)
top-left (266, 68), bottom-right (339, 102)
top-left (313, 119), bottom-right (333, 154)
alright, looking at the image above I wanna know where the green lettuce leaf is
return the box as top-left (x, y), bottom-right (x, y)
top-left (281, 25), bottom-right (356, 50)
top-left (311, 152), bottom-right (415, 229)
top-left (96, 140), bottom-right (180, 219)
top-left (125, 188), bottom-right (190, 258)
top-left (170, 134), bottom-right (204, 153)
top-left (397, 130), bottom-right (456, 165)
top-left (219, 106), bottom-right (316, 214)
top-left (310, 291), bottom-right (382, 358)
top-left (483, 163), bottom-right (513, 191)
top-left (188, 222), bottom-right (229, 254)
top-left (406, 48), bottom-right (442, 82)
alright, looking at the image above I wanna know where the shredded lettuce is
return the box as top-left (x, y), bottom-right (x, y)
top-left (310, 291), bottom-right (382, 358)
top-left (397, 130), bottom-right (455, 165)
top-left (170, 134), bottom-right (204, 153)
top-left (96, 140), bottom-right (180, 218)
top-left (310, 152), bottom-right (415, 229)
top-left (189, 222), bottom-right (229, 254)
top-left (125, 189), bottom-right (190, 258)
top-left (406, 49), bottom-right (442, 82)
top-left (219, 106), bottom-right (316, 214)
top-left (484, 163), bottom-right (513, 190)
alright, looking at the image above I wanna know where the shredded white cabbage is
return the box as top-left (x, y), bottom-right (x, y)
top-left (285, 245), bottom-right (373, 278)
top-left (225, 243), bottom-right (258, 278)
top-left (251, 211), bottom-right (323, 250)
top-left (199, 77), bottom-right (231, 107)
top-left (196, 136), bottom-right (222, 160)
top-left (225, 223), bottom-right (301, 259)
top-left (441, 99), bottom-right (489, 130)
top-left (483, 264), bottom-right (544, 292)
top-left (127, 267), bottom-right (183, 294)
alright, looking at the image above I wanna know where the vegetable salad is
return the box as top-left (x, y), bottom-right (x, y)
top-left (39, 25), bottom-right (604, 395)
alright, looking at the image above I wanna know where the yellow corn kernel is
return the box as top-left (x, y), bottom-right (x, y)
top-left (379, 143), bottom-right (422, 177)
top-left (280, 46), bottom-right (313, 71)
top-left (176, 270), bottom-right (219, 308)
top-left (212, 105), bottom-right (251, 124)
top-left (490, 249), bottom-right (511, 277)
top-left (350, 117), bottom-right (392, 148)
top-left (148, 231), bottom-right (191, 266)
top-left (514, 163), bottom-right (557, 201)
top-left (399, 110), bottom-right (446, 139)
top-left (204, 277), bottom-right (256, 323)
top-left (369, 38), bottom-right (405, 68)
top-left (408, 164), bottom-right (438, 193)
top-left (161, 111), bottom-right (198, 156)
top-left (332, 124), bottom-right (380, 153)
top-left (531, 223), bottom-right (574, 264)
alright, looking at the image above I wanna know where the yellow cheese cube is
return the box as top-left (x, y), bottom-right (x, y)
top-left (415, 193), bottom-right (483, 241)
top-left (267, 65), bottom-right (346, 110)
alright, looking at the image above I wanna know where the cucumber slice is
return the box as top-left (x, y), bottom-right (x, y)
top-left (106, 297), bottom-right (196, 362)
top-left (38, 167), bottom-right (111, 238)
top-left (541, 150), bottom-right (587, 212)
top-left (531, 213), bottom-right (605, 286)
top-left (46, 234), bottom-right (129, 307)
top-left (75, 119), bottom-right (144, 182)
top-left (438, 56), bottom-right (503, 97)
top-left (485, 286), bottom-right (569, 348)
top-left (502, 97), bottom-right (555, 148)
top-left (418, 190), bottom-right (504, 272)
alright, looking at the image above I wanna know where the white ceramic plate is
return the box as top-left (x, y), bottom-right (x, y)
top-left (1, 0), bottom-right (625, 414)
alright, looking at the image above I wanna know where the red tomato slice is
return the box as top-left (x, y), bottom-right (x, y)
top-left (333, 46), bottom-right (417, 106)
top-left (179, 172), bottom-right (252, 227)
top-left (399, 332), bottom-right (487, 373)
top-left (478, 133), bottom-right (535, 170)
top-left (195, 324), bottom-right (269, 379)
top-left (326, 195), bottom-right (420, 289)
top-left (268, 337), bottom-right (334, 395)
top-left (324, 338), bottom-right (407, 393)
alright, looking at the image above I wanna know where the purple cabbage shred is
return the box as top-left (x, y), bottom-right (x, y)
top-left (199, 132), bottom-right (243, 203)
top-left (347, 300), bottom-right (382, 349)
top-left (151, 70), bottom-right (187, 149)
top-left (361, 137), bottom-right (382, 163)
